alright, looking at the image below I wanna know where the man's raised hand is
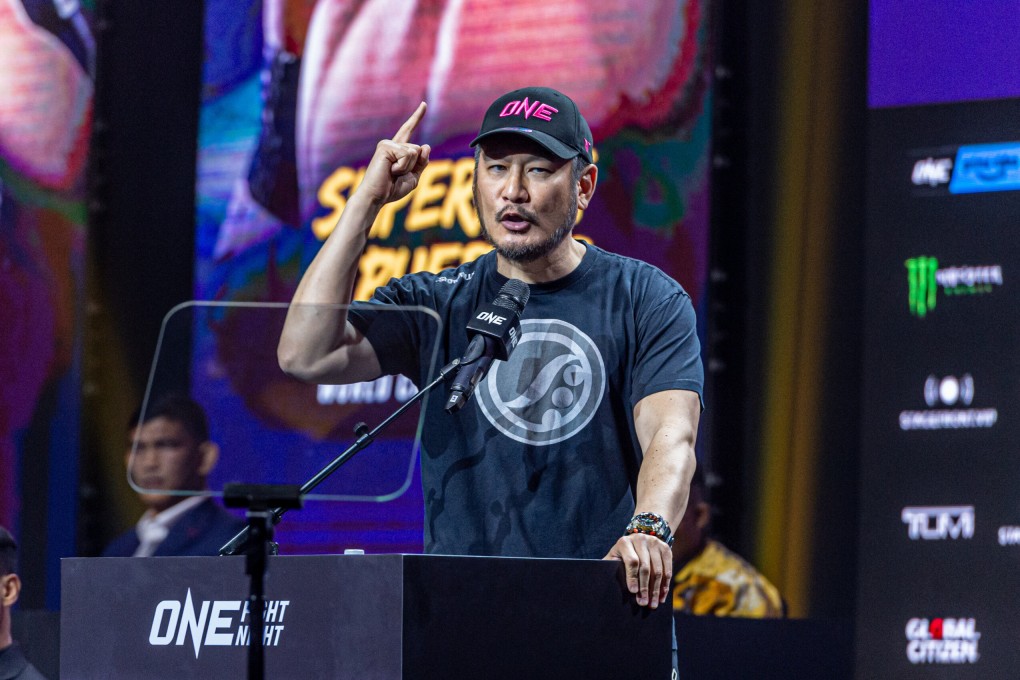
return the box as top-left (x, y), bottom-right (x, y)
top-left (357, 102), bottom-right (431, 207)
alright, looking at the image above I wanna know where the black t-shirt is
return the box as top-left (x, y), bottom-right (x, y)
top-left (349, 243), bottom-right (703, 559)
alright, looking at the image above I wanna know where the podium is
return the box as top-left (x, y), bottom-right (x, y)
top-left (61, 554), bottom-right (672, 679)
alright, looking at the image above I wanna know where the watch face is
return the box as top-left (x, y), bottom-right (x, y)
top-left (629, 514), bottom-right (663, 534)
top-left (626, 513), bottom-right (673, 546)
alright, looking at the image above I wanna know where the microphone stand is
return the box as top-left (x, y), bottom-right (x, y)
top-left (217, 357), bottom-right (462, 680)
top-left (223, 484), bottom-right (302, 680)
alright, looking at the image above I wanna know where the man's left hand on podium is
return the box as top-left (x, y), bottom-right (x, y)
top-left (604, 532), bottom-right (672, 609)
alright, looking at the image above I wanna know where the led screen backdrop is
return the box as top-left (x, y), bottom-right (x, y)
top-left (194, 0), bottom-right (712, 554)
top-left (859, 2), bottom-right (1020, 676)
top-left (0, 0), bottom-right (92, 601)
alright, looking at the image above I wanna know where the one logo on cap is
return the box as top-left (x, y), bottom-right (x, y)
top-left (499, 98), bottom-right (559, 122)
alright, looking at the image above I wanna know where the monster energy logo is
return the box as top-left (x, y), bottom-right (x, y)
top-left (906, 257), bottom-right (938, 317)
top-left (905, 257), bottom-right (1003, 317)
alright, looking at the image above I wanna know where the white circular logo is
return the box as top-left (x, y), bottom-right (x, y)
top-left (477, 319), bottom-right (606, 446)
top-left (924, 374), bottom-right (975, 406)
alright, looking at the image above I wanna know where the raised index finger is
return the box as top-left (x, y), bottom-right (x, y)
top-left (393, 102), bottom-right (427, 143)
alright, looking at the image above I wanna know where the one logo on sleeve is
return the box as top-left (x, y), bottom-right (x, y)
top-left (477, 319), bottom-right (606, 446)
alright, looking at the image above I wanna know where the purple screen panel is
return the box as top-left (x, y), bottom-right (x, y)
top-left (869, 0), bottom-right (1020, 109)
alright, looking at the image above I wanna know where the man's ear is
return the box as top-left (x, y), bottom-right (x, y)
top-left (197, 441), bottom-right (220, 477)
top-left (577, 164), bottom-right (598, 210)
top-left (1, 573), bottom-right (21, 607)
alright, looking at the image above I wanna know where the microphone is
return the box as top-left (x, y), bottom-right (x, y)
top-left (445, 279), bottom-right (530, 413)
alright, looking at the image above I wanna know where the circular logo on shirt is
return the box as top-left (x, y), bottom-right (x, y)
top-left (477, 319), bottom-right (606, 446)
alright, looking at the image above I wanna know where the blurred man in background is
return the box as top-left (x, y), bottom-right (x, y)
top-left (671, 467), bottom-right (785, 618)
top-left (0, 526), bottom-right (47, 680)
top-left (102, 395), bottom-right (244, 557)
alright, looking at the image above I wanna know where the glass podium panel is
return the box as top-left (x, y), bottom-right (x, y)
top-left (127, 302), bottom-right (442, 506)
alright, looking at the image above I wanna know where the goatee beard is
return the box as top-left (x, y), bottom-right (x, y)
top-left (477, 198), bottom-right (578, 264)
top-left (481, 221), bottom-right (572, 263)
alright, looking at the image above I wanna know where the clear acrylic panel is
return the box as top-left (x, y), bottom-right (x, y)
top-left (127, 301), bottom-right (442, 503)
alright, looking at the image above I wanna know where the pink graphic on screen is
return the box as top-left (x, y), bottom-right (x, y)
top-left (0, 0), bottom-right (91, 527)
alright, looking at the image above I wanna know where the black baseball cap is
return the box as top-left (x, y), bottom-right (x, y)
top-left (470, 86), bottom-right (594, 164)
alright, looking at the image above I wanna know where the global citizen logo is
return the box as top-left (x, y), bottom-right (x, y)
top-left (904, 256), bottom-right (1003, 318)
top-left (148, 589), bottom-right (290, 658)
top-left (901, 506), bottom-right (974, 540)
top-left (905, 618), bottom-right (980, 664)
top-left (899, 374), bottom-right (998, 431)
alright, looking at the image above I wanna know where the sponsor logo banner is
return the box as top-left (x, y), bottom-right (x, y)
top-left (899, 373), bottom-right (998, 431)
top-left (904, 257), bottom-right (1003, 318)
top-left (998, 525), bottom-right (1020, 546)
top-left (901, 506), bottom-right (974, 540)
top-left (912, 157), bottom-right (954, 187)
top-left (950, 142), bottom-right (1020, 194)
top-left (907, 142), bottom-right (1020, 195)
top-left (905, 618), bottom-right (980, 665)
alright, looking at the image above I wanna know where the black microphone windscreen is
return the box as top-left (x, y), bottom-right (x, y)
top-left (495, 279), bottom-right (530, 313)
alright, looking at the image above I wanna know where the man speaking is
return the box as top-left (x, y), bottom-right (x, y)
top-left (278, 86), bottom-right (703, 612)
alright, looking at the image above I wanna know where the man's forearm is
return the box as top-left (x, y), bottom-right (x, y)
top-left (633, 429), bottom-right (696, 530)
top-left (605, 410), bottom-right (697, 610)
top-left (630, 389), bottom-right (701, 530)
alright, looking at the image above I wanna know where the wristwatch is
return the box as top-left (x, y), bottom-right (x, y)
top-left (625, 512), bottom-right (674, 547)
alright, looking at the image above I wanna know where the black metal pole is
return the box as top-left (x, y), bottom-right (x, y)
top-left (245, 510), bottom-right (270, 680)
top-left (223, 486), bottom-right (300, 680)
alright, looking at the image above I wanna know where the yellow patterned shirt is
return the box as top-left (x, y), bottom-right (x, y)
top-left (672, 539), bottom-right (785, 618)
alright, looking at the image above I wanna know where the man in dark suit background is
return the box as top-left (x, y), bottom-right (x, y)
top-left (102, 395), bottom-right (244, 557)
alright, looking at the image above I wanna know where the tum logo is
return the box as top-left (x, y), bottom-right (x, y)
top-left (905, 256), bottom-right (938, 317)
